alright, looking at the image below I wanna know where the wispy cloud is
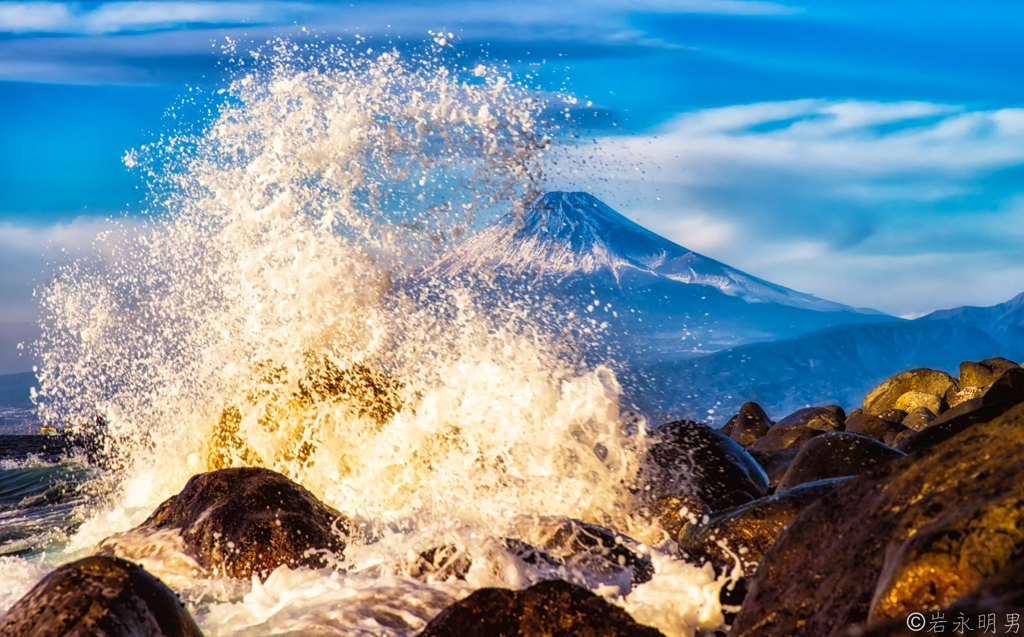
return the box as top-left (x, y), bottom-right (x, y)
top-left (0, 0), bottom-right (802, 83)
top-left (0, 1), bottom-right (301, 34)
top-left (568, 100), bottom-right (1024, 315)
top-left (0, 0), bottom-right (799, 35)
top-left (0, 216), bottom-right (127, 373)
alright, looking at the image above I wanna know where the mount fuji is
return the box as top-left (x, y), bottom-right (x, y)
top-left (417, 192), bottom-right (1024, 421)
top-left (424, 192), bottom-right (894, 364)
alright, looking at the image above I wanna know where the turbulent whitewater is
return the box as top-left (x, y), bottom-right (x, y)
top-left (5, 41), bottom-right (729, 636)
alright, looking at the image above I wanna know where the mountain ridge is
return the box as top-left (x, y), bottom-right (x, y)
top-left (426, 191), bottom-right (885, 316)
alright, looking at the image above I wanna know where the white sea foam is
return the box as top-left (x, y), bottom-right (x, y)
top-left (18, 38), bottom-right (729, 636)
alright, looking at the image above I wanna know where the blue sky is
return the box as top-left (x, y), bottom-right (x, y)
top-left (1, 0), bottom-right (1023, 373)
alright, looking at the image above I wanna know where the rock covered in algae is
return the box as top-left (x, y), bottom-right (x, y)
top-left (417, 579), bottom-right (665, 637)
top-left (0, 556), bottom-right (202, 637)
top-left (775, 432), bottom-right (905, 492)
top-left (98, 467), bottom-right (349, 580)
top-left (731, 401), bottom-right (1024, 636)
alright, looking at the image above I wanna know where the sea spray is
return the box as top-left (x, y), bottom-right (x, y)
top-left (25, 39), bottom-right (729, 636)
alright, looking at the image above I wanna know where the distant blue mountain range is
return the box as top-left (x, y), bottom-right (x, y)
top-left (425, 192), bottom-right (895, 363)
top-left (423, 191), bottom-right (1024, 422)
top-left (3, 193), bottom-right (1021, 427)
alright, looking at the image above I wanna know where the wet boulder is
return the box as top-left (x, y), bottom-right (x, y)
top-left (507, 517), bottom-right (654, 589)
top-left (728, 402), bottom-right (773, 447)
top-left (981, 366), bottom-right (1024, 404)
top-left (0, 556), bottom-right (202, 637)
top-left (642, 419), bottom-right (769, 511)
top-left (862, 369), bottom-right (955, 416)
top-left (745, 425), bottom-right (823, 459)
top-left (839, 554), bottom-right (1024, 636)
top-left (678, 478), bottom-right (846, 578)
top-left (896, 395), bottom-right (1024, 454)
top-left (770, 407), bottom-right (844, 435)
top-left (775, 433), bottom-right (905, 492)
top-left (98, 467), bottom-right (349, 580)
top-left (756, 448), bottom-right (801, 488)
top-left (642, 493), bottom-right (711, 539)
top-left (823, 405), bottom-right (848, 422)
top-left (845, 412), bottom-right (904, 442)
top-left (876, 409), bottom-right (908, 424)
top-left (959, 357), bottom-right (1020, 388)
top-left (731, 402), bottom-right (1024, 637)
top-left (899, 407), bottom-right (936, 433)
top-left (417, 579), bottom-right (665, 637)
top-left (893, 391), bottom-right (946, 416)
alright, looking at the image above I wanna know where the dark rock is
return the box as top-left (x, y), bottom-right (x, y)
top-left (98, 467), bottom-right (349, 580)
top-left (775, 433), bottom-right (905, 492)
top-left (756, 449), bottom-right (800, 488)
top-left (728, 402), bottom-right (773, 447)
top-left (745, 426), bottom-right (822, 458)
top-left (0, 556), bottom-right (202, 637)
top-left (928, 397), bottom-right (983, 427)
top-left (730, 402), bottom-right (1024, 637)
top-left (643, 494), bottom-right (711, 540)
top-left (876, 409), bottom-right (908, 424)
top-left (417, 579), bottom-right (665, 637)
top-left (678, 478), bottom-right (847, 578)
top-left (823, 405), bottom-right (848, 422)
top-left (959, 357), bottom-right (1020, 388)
top-left (770, 407), bottom-right (844, 435)
top-left (840, 553), bottom-right (1024, 636)
top-left (642, 420), bottom-right (769, 512)
top-left (896, 397), bottom-right (1024, 455)
top-left (510, 518), bottom-right (654, 588)
top-left (400, 539), bottom-right (559, 582)
top-left (899, 407), bottom-right (936, 432)
top-left (862, 369), bottom-right (956, 416)
top-left (884, 429), bottom-right (914, 448)
top-left (982, 366), bottom-right (1024, 404)
top-left (845, 413), bottom-right (903, 442)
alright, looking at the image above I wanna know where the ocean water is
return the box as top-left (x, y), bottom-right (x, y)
top-left (1, 40), bottom-right (730, 636)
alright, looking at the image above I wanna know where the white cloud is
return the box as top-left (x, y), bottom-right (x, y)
top-left (0, 1), bottom-right (70, 32)
top-left (0, 216), bottom-right (129, 373)
top-left (0, 0), bottom-right (798, 36)
top-left (0, 1), bottom-right (300, 34)
top-left (571, 100), bottom-right (1024, 315)
top-left (641, 100), bottom-right (1024, 176)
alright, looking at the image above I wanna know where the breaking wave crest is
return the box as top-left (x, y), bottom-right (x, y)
top-left (25, 40), bottom-right (728, 637)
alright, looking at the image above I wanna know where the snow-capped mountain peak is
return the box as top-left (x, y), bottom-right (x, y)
top-left (426, 191), bottom-right (872, 314)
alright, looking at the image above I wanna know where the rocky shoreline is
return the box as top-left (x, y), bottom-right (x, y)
top-left (3, 356), bottom-right (1023, 636)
